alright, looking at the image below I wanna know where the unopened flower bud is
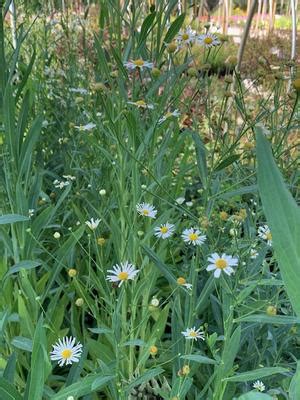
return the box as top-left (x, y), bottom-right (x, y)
top-left (75, 298), bottom-right (84, 307)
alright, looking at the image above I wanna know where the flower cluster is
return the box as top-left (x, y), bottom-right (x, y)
top-left (176, 27), bottom-right (220, 49)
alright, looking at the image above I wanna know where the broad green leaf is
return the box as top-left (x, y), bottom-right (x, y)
top-left (289, 361), bottom-right (300, 399)
top-left (0, 378), bottom-right (23, 400)
top-left (256, 127), bottom-right (300, 316)
top-left (224, 366), bottom-right (289, 382)
top-left (0, 214), bottom-right (29, 224)
top-left (235, 314), bottom-right (300, 325)
top-left (180, 354), bottom-right (217, 364)
top-left (51, 375), bottom-right (114, 399)
top-left (237, 392), bottom-right (273, 400)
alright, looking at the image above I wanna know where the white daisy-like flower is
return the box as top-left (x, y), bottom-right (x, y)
top-left (85, 217), bottom-right (101, 230)
top-left (69, 87), bottom-right (88, 95)
top-left (176, 26), bottom-right (196, 46)
top-left (206, 253), bottom-right (238, 278)
top-left (28, 209), bottom-right (35, 218)
top-left (50, 336), bottom-right (83, 367)
top-left (175, 197), bottom-right (185, 205)
top-left (106, 261), bottom-right (139, 287)
top-left (181, 327), bottom-right (205, 341)
top-left (250, 247), bottom-right (259, 259)
top-left (253, 380), bottom-right (265, 392)
top-left (258, 225), bottom-right (272, 246)
top-left (154, 223), bottom-right (175, 239)
top-left (197, 33), bottom-right (220, 48)
top-left (127, 100), bottom-right (154, 109)
top-left (62, 175), bottom-right (76, 181)
top-left (74, 123), bottom-right (96, 131)
top-left (136, 203), bottom-right (157, 219)
top-left (181, 228), bottom-right (206, 246)
top-left (158, 110), bottom-right (180, 124)
top-left (124, 59), bottom-right (154, 70)
top-left (53, 179), bottom-right (70, 189)
top-left (177, 277), bottom-right (192, 290)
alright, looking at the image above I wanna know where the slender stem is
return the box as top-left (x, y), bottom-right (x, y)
top-left (236, 0), bottom-right (258, 72)
top-left (0, 0), bottom-right (6, 102)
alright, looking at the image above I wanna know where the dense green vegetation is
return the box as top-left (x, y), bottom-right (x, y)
top-left (0, 1), bottom-right (299, 399)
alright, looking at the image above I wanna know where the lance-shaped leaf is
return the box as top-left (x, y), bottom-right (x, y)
top-left (255, 127), bottom-right (300, 316)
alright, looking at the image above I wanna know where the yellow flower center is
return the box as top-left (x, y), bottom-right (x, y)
top-left (160, 226), bottom-right (169, 234)
top-left (133, 59), bottom-right (145, 67)
top-left (188, 233), bottom-right (198, 241)
top-left (177, 277), bottom-right (186, 285)
top-left (143, 209), bottom-right (149, 216)
top-left (189, 330), bottom-right (197, 337)
top-left (118, 271), bottom-right (129, 281)
top-left (149, 345), bottom-right (158, 355)
top-left (204, 37), bottom-right (213, 45)
top-left (135, 100), bottom-right (146, 107)
top-left (61, 349), bottom-right (72, 359)
top-left (215, 258), bottom-right (228, 269)
top-left (266, 232), bottom-right (272, 241)
top-left (182, 33), bottom-right (189, 40)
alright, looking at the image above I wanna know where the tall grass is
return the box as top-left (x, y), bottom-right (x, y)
top-left (0, 1), bottom-right (299, 399)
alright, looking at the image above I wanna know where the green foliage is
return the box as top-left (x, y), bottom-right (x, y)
top-left (0, 1), bottom-right (299, 399)
top-left (256, 127), bottom-right (300, 316)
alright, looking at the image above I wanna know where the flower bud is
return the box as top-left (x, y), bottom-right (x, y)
top-left (149, 345), bottom-right (158, 356)
top-left (266, 305), bottom-right (277, 316)
top-left (151, 67), bottom-right (161, 78)
top-left (97, 237), bottom-right (106, 246)
top-left (68, 269), bottom-right (77, 278)
top-left (75, 298), bottom-right (84, 307)
top-left (167, 42), bottom-right (177, 53)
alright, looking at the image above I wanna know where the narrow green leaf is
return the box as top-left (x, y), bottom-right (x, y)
top-left (214, 154), bottom-right (240, 172)
top-left (5, 260), bottom-right (42, 277)
top-left (26, 316), bottom-right (51, 400)
top-left (142, 245), bottom-right (177, 284)
top-left (51, 375), bottom-right (114, 399)
top-left (224, 367), bottom-right (289, 382)
top-left (0, 378), bottom-right (22, 400)
top-left (289, 361), bottom-right (300, 399)
top-left (235, 314), bottom-right (300, 325)
top-left (186, 130), bottom-right (207, 188)
top-left (11, 336), bottom-right (33, 352)
top-left (180, 354), bottom-right (217, 364)
top-left (163, 13), bottom-right (185, 44)
top-left (237, 392), bottom-right (273, 400)
top-left (0, 214), bottom-right (29, 224)
top-left (3, 353), bottom-right (16, 383)
top-left (256, 127), bottom-right (300, 316)
top-left (137, 12), bottom-right (156, 50)
top-left (125, 367), bottom-right (164, 392)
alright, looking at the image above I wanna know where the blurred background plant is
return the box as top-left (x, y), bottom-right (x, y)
top-left (0, 0), bottom-right (299, 399)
